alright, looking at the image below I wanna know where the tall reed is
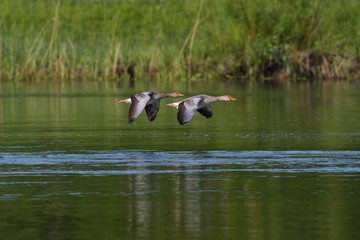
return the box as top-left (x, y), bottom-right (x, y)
top-left (0, 0), bottom-right (359, 81)
top-left (0, 17), bottom-right (3, 79)
top-left (187, 0), bottom-right (204, 78)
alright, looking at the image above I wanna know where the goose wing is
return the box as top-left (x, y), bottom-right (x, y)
top-left (128, 92), bottom-right (151, 123)
top-left (177, 97), bottom-right (202, 125)
top-left (145, 99), bottom-right (160, 122)
top-left (197, 105), bottom-right (212, 118)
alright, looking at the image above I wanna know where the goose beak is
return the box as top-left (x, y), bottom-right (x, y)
top-left (178, 93), bottom-right (184, 96)
top-left (230, 97), bottom-right (236, 101)
top-left (119, 98), bottom-right (131, 104)
top-left (167, 103), bottom-right (179, 108)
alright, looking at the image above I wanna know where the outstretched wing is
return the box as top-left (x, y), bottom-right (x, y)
top-left (145, 99), bottom-right (160, 122)
top-left (177, 98), bottom-right (202, 125)
top-left (128, 92), bottom-right (151, 123)
top-left (197, 105), bottom-right (212, 119)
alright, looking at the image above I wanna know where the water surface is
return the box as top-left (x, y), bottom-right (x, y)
top-left (0, 80), bottom-right (359, 239)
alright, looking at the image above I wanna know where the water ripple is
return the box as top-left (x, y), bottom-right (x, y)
top-left (0, 150), bottom-right (359, 176)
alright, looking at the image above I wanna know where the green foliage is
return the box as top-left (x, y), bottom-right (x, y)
top-left (0, 0), bottom-right (359, 81)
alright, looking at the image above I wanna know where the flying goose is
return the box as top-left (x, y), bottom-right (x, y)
top-left (167, 94), bottom-right (236, 125)
top-left (120, 91), bottom-right (184, 123)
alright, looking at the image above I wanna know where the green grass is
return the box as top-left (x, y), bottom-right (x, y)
top-left (0, 0), bottom-right (359, 81)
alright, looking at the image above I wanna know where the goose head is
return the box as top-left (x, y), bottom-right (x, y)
top-left (217, 95), bottom-right (236, 101)
top-left (166, 92), bottom-right (184, 98)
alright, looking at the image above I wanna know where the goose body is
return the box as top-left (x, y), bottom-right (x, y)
top-left (167, 94), bottom-right (236, 125)
top-left (120, 91), bottom-right (184, 123)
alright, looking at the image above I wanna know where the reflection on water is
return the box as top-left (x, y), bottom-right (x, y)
top-left (0, 150), bottom-right (359, 239)
top-left (0, 80), bottom-right (360, 239)
top-left (1, 80), bottom-right (359, 152)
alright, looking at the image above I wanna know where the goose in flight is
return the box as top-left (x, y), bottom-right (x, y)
top-left (167, 94), bottom-right (236, 125)
top-left (120, 91), bottom-right (184, 123)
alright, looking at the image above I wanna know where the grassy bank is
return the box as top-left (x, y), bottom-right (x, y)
top-left (0, 0), bottom-right (359, 81)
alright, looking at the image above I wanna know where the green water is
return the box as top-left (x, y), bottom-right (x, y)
top-left (0, 80), bottom-right (359, 239)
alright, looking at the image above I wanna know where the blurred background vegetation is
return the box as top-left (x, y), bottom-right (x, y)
top-left (0, 0), bottom-right (359, 81)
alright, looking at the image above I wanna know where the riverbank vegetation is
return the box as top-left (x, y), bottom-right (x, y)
top-left (0, 0), bottom-right (359, 81)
